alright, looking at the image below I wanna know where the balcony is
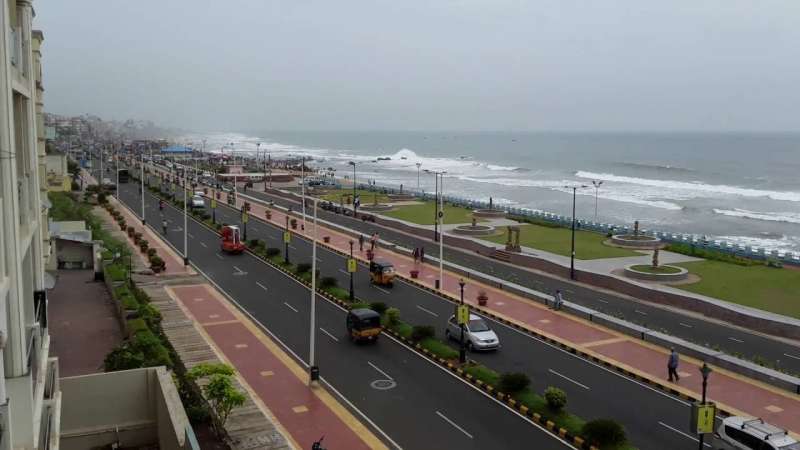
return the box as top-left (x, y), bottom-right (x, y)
top-left (59, 367), bottom-right (199, 450)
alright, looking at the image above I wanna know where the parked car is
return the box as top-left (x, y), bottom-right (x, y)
top-left (445, 313), bottom-right (500, 351)
top-left (190, 195), bottom-right (205, 209)
top-left (713, 416), bottom-right (798, 450)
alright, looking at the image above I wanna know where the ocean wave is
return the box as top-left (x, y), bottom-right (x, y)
top-left (329, 148), bottom-right (523, 174)
top-left (576, 171), bottom-right (800, 202)
top-left (458, 176), bottom-right (684, 210)
top-left (713, 208), bottom-right (800, 225)
top-left (716, 234), bottom-right (800, 254)
top-left (616, 162), bottom-right (694, 173)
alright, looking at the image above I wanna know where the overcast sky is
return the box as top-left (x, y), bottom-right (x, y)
top-left (37, 0), bottom-right (800, 132)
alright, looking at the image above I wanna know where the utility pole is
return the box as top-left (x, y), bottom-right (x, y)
top-left (592, 180), bottom-right (603, 221)
top-left (349, 240), bottom-right (355, 301)
top-left (459, 279), bottom-right (467, 363)
top-left (698, 363), bottom-right (712, 450)
top-left (140, 151), bottom-right (146, 225)
top-left (438, 172), bottom-right (444, 289)
top-left (564, 184), bottom-right (587, 279)
top-left (284, 214), bottom-right (291, 264)
top-left (348, 161), bottom-right (357, 218)
top-left (115, 145), bottom-right (119, 199)
top-left (416, 162), bottom-right (421, 192)
top-left (309, 198), bottom-right (319, 384)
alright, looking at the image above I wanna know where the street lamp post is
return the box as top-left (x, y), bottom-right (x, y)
top-left (115, 145), bottom-right (119, 200)
top-left (301, 156), bottom-right (306, 230)
top-left (458, 279), bottom-right (467, 363)
top-left (416, 162), bottom-right (421, 192)
top-left (698, 363), bottom-right (712, 450)
top-left (309, 199), bottom-right (319, 383)
top-left (183, 162), bottom-right (189, 265)
top-left (284, 214), bottom-right (290, 264)
top-left (349, 240), bottom-right (355, 301)
top-left (592, 180), bottom-right (603, 221)
top-left (140, 152), bottom-right (146, 225)
top-left (348, 161), bottom-right (357, 217)
top-left (426, 169), bottom-right (447, 287)
top-left (564, 184), bottom-right (588, 280)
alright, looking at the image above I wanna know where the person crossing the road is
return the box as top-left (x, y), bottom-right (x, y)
top-left (667, 348), bottom-right (680, 382)
top-left (162, 218), bottom-right (168, 235)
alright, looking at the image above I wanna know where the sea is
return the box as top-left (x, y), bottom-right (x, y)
top-left (181, 130), bottom-right (800, 255)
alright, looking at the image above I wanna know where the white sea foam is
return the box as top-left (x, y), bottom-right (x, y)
top-left (716, 235), bottom-right (800, 254)
top-left (713, 208), bottom-right (800, 225)
top-left (576, 171), bottom-right (800, 202)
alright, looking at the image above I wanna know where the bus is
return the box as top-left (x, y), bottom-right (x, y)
top-left (118, 169), bottom-right (130, 183)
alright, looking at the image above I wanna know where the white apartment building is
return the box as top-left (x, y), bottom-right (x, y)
top-left (0, 0), bottom-right (61, 448)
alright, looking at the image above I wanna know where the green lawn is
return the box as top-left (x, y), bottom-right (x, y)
top-left (629, 265), bottom-right (682, 274)
top-left (482, 223), bottom-right (639, 260)
top-left (383, 202), bottom-right (478, 225)
top-left (317, 188), bottom-right (390, 205)
top-left (674, 261), bottom-right (800, 319)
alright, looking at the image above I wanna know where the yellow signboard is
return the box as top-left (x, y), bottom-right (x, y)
top-left (210, 198), bottom-right (217, 209)
top-left (691, 402), bottom-right (716, 434)
top-left (283, 231), bottom-right (291, 243)
top-left (347, 258), bottom-right (357, 273)
top-left (457, 305), bottom-right (470, 325)
top-left (242, 212), bottom-right (248, 224)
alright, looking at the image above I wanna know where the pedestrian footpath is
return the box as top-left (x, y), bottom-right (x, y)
top-left (166, 283), bottom-right (384, 450)
top-left (227, 191), bottom-right (800, 436)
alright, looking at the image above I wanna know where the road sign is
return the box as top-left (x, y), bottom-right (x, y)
top-left (211, 198), bottom-right (217, 209)
top-left (690, 402), bottom-right (716, 434)
top-left (347, 258), bottom-right (357, 273)
top-left (283, 231), bottom-right (291, 243)
top-left (242, 212), bottom-right (248, 223)
top-left (438, 211), bottom-right (444, 218)
top-left (457, 305), bottom-right (470, 325)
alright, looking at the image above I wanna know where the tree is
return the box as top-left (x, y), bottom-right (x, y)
top-left (187, 363), bottom-right (246, 436)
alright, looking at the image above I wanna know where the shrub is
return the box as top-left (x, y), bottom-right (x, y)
top-left (411, 325), bottom-right (435, 342)
top-left (385, 307), bottom-right (401, 327)
top-left (370, 302), bottom-right (388, 315)
top-left (127, 318), bottom-right (148, 335)
top-left (139, 240), bottom-right (149, 252)
top-left (296, 263), bottom-right (312, 274)
top-left (187, 363), bottom-right (246, 437)
top-left (582, 419), bottom-right (627, 448)
top-left (544, 386), bottom-right (567, 412)
top-left (71, 181), bottom-right (80, 191)
top-left (350, 302), bottom-right (370, 310)
top-left (499, 372), bottom-right (530, 394)
top-left (265, 247), bottom-right (281, 257)
top-left (247, 239), bottom-right (260, 248)
top-left (127, 226), bottom-right (135, 236)
top-left (97, 192), bottom-right (108, 204)
top-left (147, 248), bottom-right (157, 257)
top-left (319, 276), bottom-right (338, 289)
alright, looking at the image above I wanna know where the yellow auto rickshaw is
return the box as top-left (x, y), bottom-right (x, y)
top-left (369, 260), bottom-right (396, 287)
top-left (346, 308), bottom-right (382, 342)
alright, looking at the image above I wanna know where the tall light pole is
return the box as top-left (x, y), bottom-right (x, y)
top-left (416, 162), bottom-right (422, 192)
top-left (349, 240), bottom-right (355, 301)
top-left (458, 279), bottom-right (467, 363)
top-left (698, 363), bottom-right (712, 450)
top-left (564, 184), bottom-right (588, 279)
top-left (140, 151), bottom-right (146, 225)
top-left (438, 172), bottom-right (445, 289)
top-left (592, 180), bottom-right (603, 221)
top-left (348, 161), bottom-right (357, 217)
top-left (309, 198), bottom-right (319, 384)
top-left (114, 145), bottom-right (119, 199)
top-left (301, 156), bottom-right (306, 230)
top-left (183, 162), bottom-right (189, 265)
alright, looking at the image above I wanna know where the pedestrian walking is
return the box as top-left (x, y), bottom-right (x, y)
top-left (553, 289), bottom-right (564, 310)
top-left (162, 218), bottom-right (168, 235)
top-left (370, 233), bottom-right (377, 251)
top-left (412, 247), bottom-right (419, 263)
top-left (667, 348), bottom-right (680, 382)
top-left (358, 234), bottom-right (365, 252)
top-left (419, 246), bottom-right (425, 263)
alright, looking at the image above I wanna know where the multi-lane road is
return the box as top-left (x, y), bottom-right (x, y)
top-left (238, 185), bottom-right (800, 375)
top-left (108, 161), bottom-right (720, 450)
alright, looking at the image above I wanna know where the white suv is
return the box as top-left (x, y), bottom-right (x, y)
top-left (445, 313), bottom-right (500, 351)
top-left (714, 417), bottom-right (799, 450)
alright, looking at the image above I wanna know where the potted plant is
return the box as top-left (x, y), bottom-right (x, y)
top-left (149, 255), bottom-right (165, 273)
top-left (323, 236), bottom-right (331, 243)
top-left (147, 248), bottom-right (157, 258)
top-left (119, 220), bottom-right (127, 231)
top-left (265, 209), bottom-right (272, 220)
top-left (127, 226), bottom-right (135, 237)
top-left (410, 269), bottom-right (419, 279)
top-left (477, 290), bottom-right (488, 306)
top-left (290, 218), bottom-right (298, 230)
top-left (133, 232), bottom-right (142, 244)
top-left (139, 240), bottom-right (149, 252)
top-left (366, 249), bottom-right (374, 261)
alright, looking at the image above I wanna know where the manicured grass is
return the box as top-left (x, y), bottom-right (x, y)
top-left (629, 265), bottom-right (682, 274)
top-left (675, 260), bottom-right (800, 319)
top-left (419, 337), bottom-right (460, 360)
top-left (318, 188), bottom-right (390, 205)
top-left (383, 202), bottom-right (478, 225)
top-left (483, 223), bottom-right (639, 260)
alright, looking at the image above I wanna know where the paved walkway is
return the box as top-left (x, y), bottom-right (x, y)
top-left (48, 269), bottom-right (123, 377)
top-left (165, 284), bottom-right (384, 450)
top-left (221, 191), bottom-right (800, 436)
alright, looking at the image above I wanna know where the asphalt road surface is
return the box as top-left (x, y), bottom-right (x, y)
top-left (113, 179), bottom-right (571, 450)
top-left (112, 169), bottom-right (715, 450)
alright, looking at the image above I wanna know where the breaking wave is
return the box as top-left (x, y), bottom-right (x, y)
top-left (713, 209), bottom-right (800, 225)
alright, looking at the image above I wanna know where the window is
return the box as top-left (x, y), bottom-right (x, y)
top-left (725, 426), bottom-right (767, 449)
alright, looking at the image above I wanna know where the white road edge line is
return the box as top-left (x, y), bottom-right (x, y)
top-left (729, 337), bottom-right (744, 343)
top-left (784, 353), bottom-right (800, 361)
top-left (416, 305), bottom-right (439, 317)
top-left (256, 281), bottom-right (268, 291)
top-left (320, 327), bottom-right (339, 342)
top-left (368, 361), bottom-right (394, 381)
top-left (679, 323), bottom-right (692, 328)
top-left (635, 310), bottom-right (648, 316)
top-left (548, 369), bottom-right (590, 390)
top-left (596, 299), bottom-right (609, 304)
top-left (283, 302), bottom-right (298, 313)
top-left (436, 411), bottom-right (473, 439)
top-left (658, 421), bottom-right (711, 447)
